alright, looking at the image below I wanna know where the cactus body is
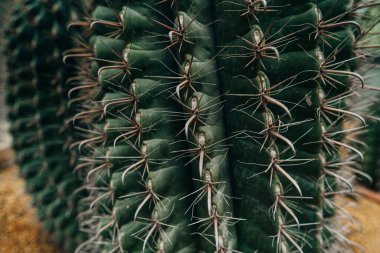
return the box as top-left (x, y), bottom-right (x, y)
top-left (67, 0), bottom-right (377, 252)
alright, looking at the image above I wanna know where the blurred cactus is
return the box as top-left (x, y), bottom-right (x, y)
top-left (0, 0), bottom-right (13, 154)
top-left (3, 0), bottom-right (86, 251)
top-left (358, 1), bottom-right (380, 191)
top-left (363, 104), bottom-right (380, 191)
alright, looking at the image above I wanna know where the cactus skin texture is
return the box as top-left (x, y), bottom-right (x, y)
top-left (4, 0), bottom-right (86, 251)
top-left (68, 0), bottom-right (375, 253)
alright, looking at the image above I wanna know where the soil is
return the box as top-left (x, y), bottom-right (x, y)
top-left (347, 187), bottom-right (380, 253)
top-left (0, 164), bottom-right (61, 253)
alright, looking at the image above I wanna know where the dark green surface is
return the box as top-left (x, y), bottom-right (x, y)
top-left (4, 0), bottom-right (86, 251)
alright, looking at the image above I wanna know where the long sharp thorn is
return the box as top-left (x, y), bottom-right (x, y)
top-left (134, 194), bottom-right (152, 221)
top-left (270, 130), bottom-right (296, 155)
top-left (274, 163), bottom-right (302, 196)
top-left (279, 199), bottom-right (300, 229)
top-left (263, 94), bottom-right (292, 118)
top-left (199, 149), bottom-right (205, 177)
top-left (185, 114), bottom-right (197, 139)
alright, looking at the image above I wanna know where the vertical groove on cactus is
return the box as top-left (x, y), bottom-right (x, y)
top-left (3, 0), bottom-right (86, 251)
top-left (152, 1), bottom-right (239, 251)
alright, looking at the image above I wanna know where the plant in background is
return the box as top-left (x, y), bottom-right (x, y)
top-left (360, 3), bottom-right (380, 192)
top-left (3, 0), bottom-right (87, 251)
top-left (0, 0), bottom-right (13, 159)
top-left (363, 105), bottom-right (380, 191)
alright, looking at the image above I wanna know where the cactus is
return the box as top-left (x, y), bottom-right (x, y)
top-left (363, 90), bottom-right (380, 192)
top-left (361, 2), bottom-right (380, 192)
top-left (66, 1), bottom-right (380, 252)
top-left (3, 0), bottom-right (86, 251)
top-left (363, 107), bottom-right (380, 191)
top-left (2, 0), bottom-right (378, 252)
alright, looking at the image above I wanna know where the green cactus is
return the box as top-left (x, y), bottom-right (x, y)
top-left (2, 0), bottom-right (378, 252)
top-left (362, 1), bottom-right (380, 192)
top-left (3, 0), bottom-right (86, 251)
top-left (363, 78), bottom-right (380, 192)
top-left (65, 0), bottom-right (379, 252)
top-left (363, 107), bottom-right (380, 191)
